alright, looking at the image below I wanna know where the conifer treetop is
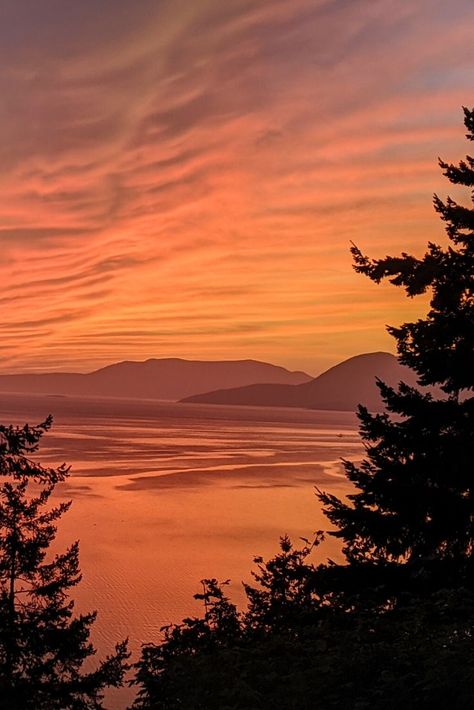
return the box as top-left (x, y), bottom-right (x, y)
top-left (351, 107), bottom-right (474, 395)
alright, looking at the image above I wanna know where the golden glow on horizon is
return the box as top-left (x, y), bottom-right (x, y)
top-left (1, 0), bottom-right (473, 374)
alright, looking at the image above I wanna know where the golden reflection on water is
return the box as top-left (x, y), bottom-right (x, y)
top-left (0, 394), bottom-right (362, 707)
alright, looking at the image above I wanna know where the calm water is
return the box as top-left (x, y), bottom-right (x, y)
top-left (0, 393), bottom-right (361, 708)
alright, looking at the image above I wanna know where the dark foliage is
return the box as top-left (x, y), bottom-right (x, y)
top-left (131, 541), bottom-right (474, 710)
top-left (131, 108), bottom-right (474, 709)
top-left (318, 106), bottom-right (474, 601)
top-left (0, 416), bottom-right (129, 709)
top-left (243, 533), bottom-right (323, 633)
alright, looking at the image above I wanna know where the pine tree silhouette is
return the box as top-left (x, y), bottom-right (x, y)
top-left (0, 416), bottom-right (129, 709)
top-left (318, 107), bottom-right (474, 601)
top-left (130, 108), bottom-right (474, 710)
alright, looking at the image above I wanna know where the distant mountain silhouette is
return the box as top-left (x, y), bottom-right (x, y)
top-left (181, 352), bottom-right (429, 411)
top-left (0, 358), bottom-right (311, 401)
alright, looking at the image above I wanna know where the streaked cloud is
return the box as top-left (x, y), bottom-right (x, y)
top-left (1, 0), bottom-right (473, 373)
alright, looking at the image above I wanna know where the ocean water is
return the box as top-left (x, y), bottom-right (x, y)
top-left (0, 393), bottom-right (362, 708)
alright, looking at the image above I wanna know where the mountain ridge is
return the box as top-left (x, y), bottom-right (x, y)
top-left (0, 358), bottom-right (312, 402)
top-left (181, 352), bottom-right (428, 411)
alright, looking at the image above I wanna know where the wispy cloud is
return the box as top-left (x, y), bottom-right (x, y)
top-left (1, 0), bottom-right (473, 373)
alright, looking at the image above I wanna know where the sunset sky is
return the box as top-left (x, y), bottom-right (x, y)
top-left (1, 0), bottom-right (474, 375)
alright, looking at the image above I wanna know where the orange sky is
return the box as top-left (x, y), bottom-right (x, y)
top-left (1, 0), bottom-right (474, 376)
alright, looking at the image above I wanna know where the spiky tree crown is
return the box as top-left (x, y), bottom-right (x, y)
top-left (319, 108), bottom-right (474, 599)
top-left (0, 417), bottom-right (128, 709)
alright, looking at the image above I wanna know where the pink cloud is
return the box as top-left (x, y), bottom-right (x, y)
top-left (0, 0), bottom-right (473, 373)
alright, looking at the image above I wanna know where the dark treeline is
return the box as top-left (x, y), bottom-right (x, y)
top-left (0, 108), bottom-right (473, 709)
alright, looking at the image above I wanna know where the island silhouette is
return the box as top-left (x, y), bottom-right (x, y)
top-left (182, 352), bottom-right (432, 411)
top-left (0, 352), bottom-right (433, 411)
top-left (0, 358), bottom-right (311, 402)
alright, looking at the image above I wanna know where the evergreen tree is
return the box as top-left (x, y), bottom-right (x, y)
top-left (318, 106), bottom-right (474, 600)
top-left (130, 107), bottom-right (474, 708)
top-left (0, 416), bottom-right (129, 709)
top-left (243, 533), bottom-right (322, 633)
top-left (131, 538), bottom-right (474, 710)
top-left (131, 579), bottom-right (241, 709)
